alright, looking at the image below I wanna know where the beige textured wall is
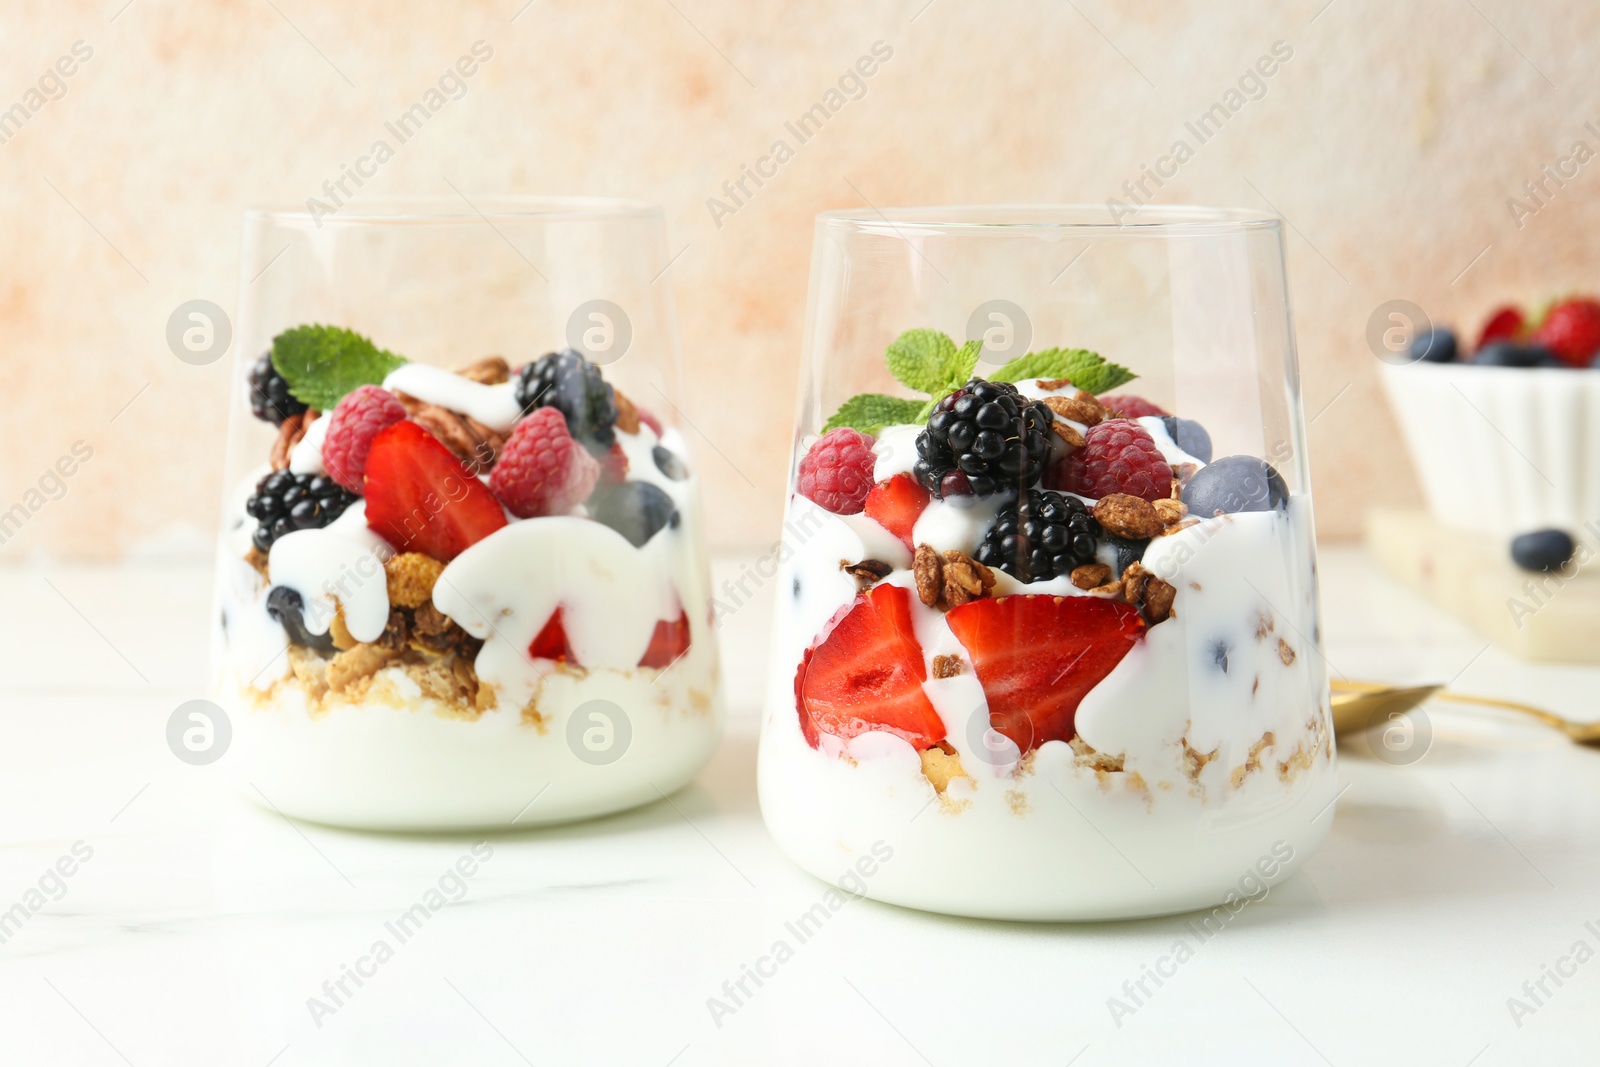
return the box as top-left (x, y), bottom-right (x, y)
top-left (1, 0), bottom-right (1595, 560)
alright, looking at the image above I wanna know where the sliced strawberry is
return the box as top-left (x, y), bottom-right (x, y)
top-left (1475, 304), bottom-right (1525, 350)
top-left (794, 583), bottom-right (944, 750)
top-left (528, 608), bottom-right (575, 663)
top-left (364, 421), bottom-right (509, 560)
top-left (363, 421), bottom-right (509, 562)
top-left (946, 594), bottom-right (1143, 754)
top-left (864, 474), bottom-right (931, 551)
top-left (639, 611), bottom-right (691, 668)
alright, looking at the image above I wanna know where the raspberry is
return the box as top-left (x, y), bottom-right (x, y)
top-left (1532, 297), bottom-right (1600, 367)
top-left (489, 407), bottom-right (601, 518)
top-left (797, 427), bottom-right (877, 514)
top-left (1047, 419), bottom-right (1172, 503)
top-left (321, 385), bottom-right (408, 493)
top-left (1101, 394), bottom-right (1168, 419)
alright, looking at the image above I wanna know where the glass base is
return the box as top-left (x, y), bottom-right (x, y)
top-left (758, 733), bottom-right (1336, 922)
top-left (227, 682), bottom-right (722, 831)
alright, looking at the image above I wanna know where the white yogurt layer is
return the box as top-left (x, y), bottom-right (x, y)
top-left (759, 449), bottom-right (1335, 920)
top-left (288, 414), bottom-right (328, 475)
top-left (228, 654), bottom-right (721, 830)
top-left (382, 363), bottom-right (523, 432)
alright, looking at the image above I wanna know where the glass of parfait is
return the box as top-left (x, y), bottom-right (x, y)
top-left (760, 205), bottom-right (1336, 920)
top-left (213, 197), bottom-right (720, 830)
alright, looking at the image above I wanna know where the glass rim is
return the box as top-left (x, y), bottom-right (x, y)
top-left (816, 203), bottom-right (1281, 235)
top-left (244, 195), bottom-right (662, 226)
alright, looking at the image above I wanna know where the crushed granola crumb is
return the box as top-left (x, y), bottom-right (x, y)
top-left (1071, 562), bottom-right (1112, 590)
top-left (1049, 419), bottom-right (1086, 449)
top-left (326, 644), bottom-right (397, 694)
top-left (1231, 731), bottom-right (1277, 788)
top-left (913, 545), bottom-right (995, 610)
top-left (1277, 637), bottom-right (1297, 665)
top-left (1153, 497), bottom-right (1187, 526)
top-left (842, 558), bottom-right (892, 591)
top-left (931, 654), bottom-right (965, 679)
top-left (454, 356), bottom-right (511, 385)
top-left (386, 553), bottom-right (445, 609)
top-left (1041, 393), bottom-right (1104, 427)
top-left (613, 390), bottom-right (641, 435)
top-left (1121, 562), bottom-right (1176, 625)
top-left (1093, 493), bottom-right (1165, 540)
top-left (920, 741), bottom-right (971, 794)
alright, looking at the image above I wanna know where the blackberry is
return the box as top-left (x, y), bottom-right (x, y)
top-left (246, 470), bottom-right (358, 553)
top-left (513, 349), bottom-right (618, 453)
top-left (912, 379), bottom-right (1054, 498)
top-left (266, 586), bottom-right (334, 652)
top-left (975, 489), bottom-right (1100, 582)
top-left (248, 352), bottom-right (309, 426)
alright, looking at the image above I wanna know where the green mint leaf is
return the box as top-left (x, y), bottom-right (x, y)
top-left (948, 339), bottom-right (982, 386)
top-left (884, 329), bottom-right (958, 395)
top-left (822, 393), bottom-right (928, 435)
top-left (991, 347), bottom-right (1136, 395)
top-left (271, 325), bottom-right (408, 410)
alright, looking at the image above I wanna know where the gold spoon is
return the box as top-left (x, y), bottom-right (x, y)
top-left (1329, 680), bottom-right (1600, 744)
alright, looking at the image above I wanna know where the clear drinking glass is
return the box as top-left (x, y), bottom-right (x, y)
top-left (759, 205), bottom-right (1336, 920)
top-left (213, 197), bottom-right (721, 830)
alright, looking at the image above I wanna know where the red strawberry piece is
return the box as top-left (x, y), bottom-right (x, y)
top-left (489, 407), bottom-right (602, 518)
top-left (1476, 304), bottom-right (1525, 349)
top-left (321, 384), bottom-right (408, 493)
top-left (364, 420), bottom-right (508, 560)
top-left (796, 427), bottom-right (877, 515)
top-left (946, 594), bottom-right (1143, 754)
top-left (794, 583), bottom-right (945, 750)
top-left (637, 407), bottom-right (664, 436)
top-left (864, 473), bottom-right (930, 551)
top-left (1101, 394), bottom-right (1168, 419)
top-left (528, 607), bottom-right (576, 663)
top-left (1533, 297), bottom-right (1600, 367)
top-left (598, 442), bottom-right (630, 484)
top-left (639, 611), bottom-right (691, 669)
top-left (1046, 418), bottom-right (1173, 503)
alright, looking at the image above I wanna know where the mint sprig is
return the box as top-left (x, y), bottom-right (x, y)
top-left (822, 394), bottom-right (927, 434)
top-left (822, 329), bottom-right (1136, 434)
top-left (991, 347), bottom-right (1135, 394)
top-left (270, 325), bottom-right (408, 410)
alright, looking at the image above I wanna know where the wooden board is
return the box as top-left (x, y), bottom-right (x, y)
top-left (1366, 508), bottom-right (1600, 664)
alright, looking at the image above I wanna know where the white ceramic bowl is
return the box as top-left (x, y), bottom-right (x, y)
top-left (1381, 361), bottom-right (1600, 537)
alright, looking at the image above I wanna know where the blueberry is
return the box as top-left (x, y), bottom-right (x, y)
top-left (1473, 342), bottom-right (1563, 368)
top-left (588, 482), bottom-right (679, 548)
top-left (1510, 529), bottom-right (1575, 572)
top-left (1182, 456), bottom-right (1289, 517)
top-left (266, 586), bottom-right (334, 652)
top-left (1211, 640), bottom-right (1231, 674)
top-left (1159, 416), bottom-right (1214, 463)
top-left (652, 445), bottom-right (690, 481)
top-left (1408, 327), bottom-right (1457, 364)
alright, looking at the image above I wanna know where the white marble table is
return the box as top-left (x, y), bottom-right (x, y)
top-left (1, 549), bottom-right (1597, 1066)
